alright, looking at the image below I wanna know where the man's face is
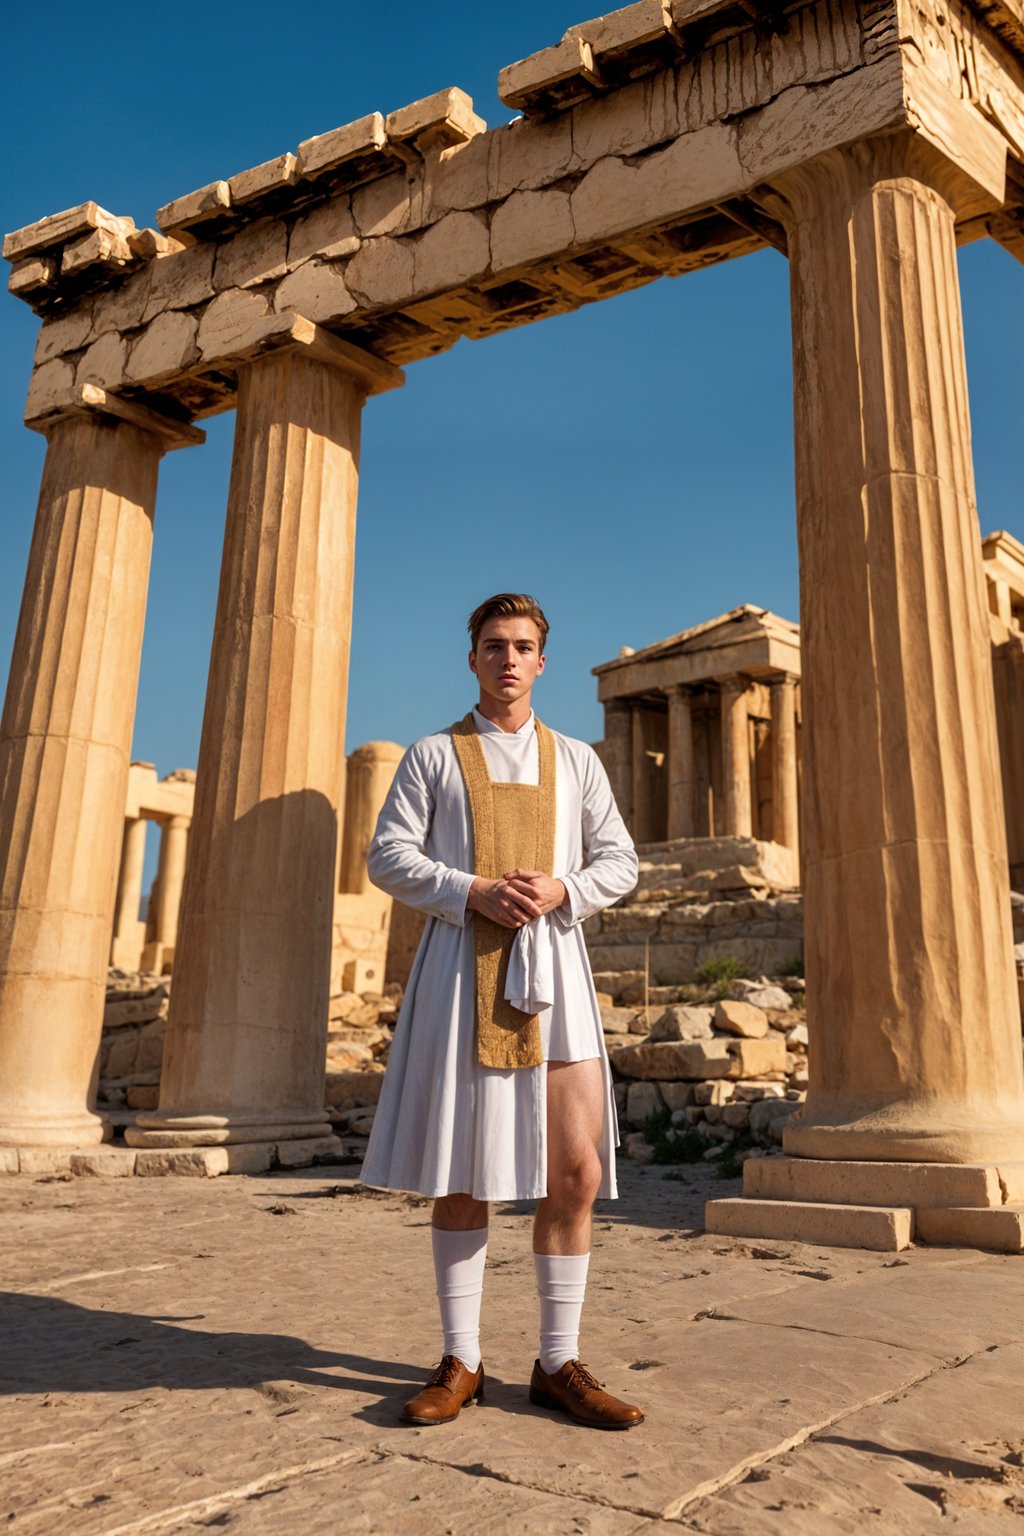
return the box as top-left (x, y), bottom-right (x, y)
top-left (469, 616), bottom-right (545, 708)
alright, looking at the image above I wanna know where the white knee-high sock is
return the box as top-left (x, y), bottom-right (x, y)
top-left (432, 1226), bottom-right (488, 1372)
top-left (534, 1252), bottom-right (590, 1373)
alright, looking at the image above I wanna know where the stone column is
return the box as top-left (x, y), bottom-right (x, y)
top-left (339, 742), bottom-right (404, 896)
top-left (719, 676), bottom-right (752, 838)
top-left (769, 674), bottom-right (799, 862)
top-left (111, 816), bottom-right (148, 966)
top-left (130, 332), bottom-right (402, 1148)
top-left (151, 815), bottom-right (189, 954)
top-left (0, 398), bottom-right (198, 1147)
top-left (778, 138), bottom-right (1024, 1164)
top-left (602, 699), bottom-right (633, 829)
top-left (664, 684), bottom-right (696, 840)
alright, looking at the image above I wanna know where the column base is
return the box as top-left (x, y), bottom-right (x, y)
top-left (125, 1107), bottom-right (333, 1147)
top-left (0, 1108), bottom-right (108, 1148)
top-left (705, 1154), bottom-right (1024, 1254)
top-left (782, 1099), bottom-right (1024, 1165)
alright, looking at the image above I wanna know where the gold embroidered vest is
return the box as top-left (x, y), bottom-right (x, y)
top-left (450, 712), bottom-right (557, 1070)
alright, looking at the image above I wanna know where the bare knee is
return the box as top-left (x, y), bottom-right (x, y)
top-left (547, 1148), bottom-right (602, 1213)
top-left (433, 1192), bottom-right (488, 1230)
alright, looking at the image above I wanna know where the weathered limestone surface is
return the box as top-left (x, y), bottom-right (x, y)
top-left (9, 1160), bottom-right (1024, 1532)
top-left (774, 133), bottom-right (1024, 1167)
top-left (129, 343), bottom-right (399, 1149)
top-left (0, 414), bottom-right (165, 1147)
top-left (12, 0), bottom-right (1007, 420)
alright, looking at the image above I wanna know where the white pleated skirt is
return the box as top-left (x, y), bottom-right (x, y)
top-left (360, 914), bottom-right (619, 1203)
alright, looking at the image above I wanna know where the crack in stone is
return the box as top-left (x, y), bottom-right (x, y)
top-left (664, 1344), bottom-right (1001, 1521)
top-left (689, 1307), bottom-right (963, 1358)
top-left (379, 1445), bottom-right (699, 1526)
top-left (97, 1447), bottom-right (371, 1536)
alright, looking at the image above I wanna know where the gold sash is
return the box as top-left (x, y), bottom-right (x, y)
top-left (450, 712), bottom-right (557, 1069)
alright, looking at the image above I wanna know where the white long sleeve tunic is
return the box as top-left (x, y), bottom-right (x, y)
top-left (359, 708), bottom-right (638, 1202)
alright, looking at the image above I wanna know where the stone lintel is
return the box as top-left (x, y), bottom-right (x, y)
top-left (385, 88), bottom-right (486, 154)
top-left (2, 201), bottom-right (133, 262)
top-left (156, 180), bottom-right (233, 239)
top-left (903, 60), bottom-right (1009, 215)
top-left (705, 1196), bottom-right (913, 1251)
top-left (234, 312), bottom-right (405, 395)
top-left (744, 1155), bottom-right (1008, 1209)
top-left (27, 382), bottom-right (206, 450)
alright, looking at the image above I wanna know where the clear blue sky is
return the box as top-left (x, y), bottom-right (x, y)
top-left (2, 2), bottom-right (1021, 807)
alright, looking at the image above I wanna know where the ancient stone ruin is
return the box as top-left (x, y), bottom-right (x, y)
top-left (2, 0), bottom-right (1024, 1251)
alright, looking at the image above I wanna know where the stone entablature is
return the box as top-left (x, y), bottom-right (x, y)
top-left (6, 0), bottom-right (1024, 430)
top-left (594, 606), bottom-right (802, 875)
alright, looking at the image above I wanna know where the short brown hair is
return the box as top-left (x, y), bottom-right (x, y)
top-left (468, 593), bottom-right (549, 653)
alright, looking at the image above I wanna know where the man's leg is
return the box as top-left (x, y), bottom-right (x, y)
top-left (431, 1193), bottom-right (489, 1372)
top-left (533, 1059), bottom-right (604, 1369)
top-left (399, 1193), bottom-right (488, 1425)
top-left (530, 1060), bottom-right (643, 1428)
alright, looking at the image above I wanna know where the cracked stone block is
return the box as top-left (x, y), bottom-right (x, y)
top-left (157, 180), bottom-right (232, 238)
top-left (3, 201), bottom-right (134, 262)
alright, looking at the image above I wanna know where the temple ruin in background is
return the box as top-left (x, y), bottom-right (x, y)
top-left (2, 0), bottom-right (1024, 1250)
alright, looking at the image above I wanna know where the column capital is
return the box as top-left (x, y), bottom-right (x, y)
top-left (769, 671), bottom-right (800, 690)
top-left (226, 313), bottom-right (405, 397)
top-left (28, 382), bottom-right (205, 452)
top-left (718, 673), bottom-right (748, 694)
top-left (762, 127), bottom-right (1005, 234)
top-left (661, 681), bottom-right (690, 699)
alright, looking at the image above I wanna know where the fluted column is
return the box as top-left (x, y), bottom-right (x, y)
top-left (0, 412), bottom-right (170, 1145)
top-left (151, 815), bottom-right (189, 954)
top-left (131, 334), bottom-right (402, 1147)
top-left (602, 699), bottom-right (633, 829)
top-left (111, 816), bottom-right (148, 967)
top-left (719, 676), bottom-right (752, 838)
top-left (340, 742), bottom-right (404, 895)
top-left (664, 684), bottom-right (696, 840)
top-left (777, 137), bottom-right (1024, 1163)
top-left (769, 674), bottom-right (799, 862)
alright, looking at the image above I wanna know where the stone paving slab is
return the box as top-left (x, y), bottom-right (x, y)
top-left (2, 1159), bottom-right (1024, 1533)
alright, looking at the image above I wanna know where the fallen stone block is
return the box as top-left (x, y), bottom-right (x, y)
top-left (648, 1004), bottom-right (714, 1042)
top-left (749, 1098), bottom-right (800, 1139)
top-left (626, 1080), bottom-right (664, 1125)
top-left (714, 999), bottom-right (768, 1038)
top-left (726, 1036), bottom-right (787, 1077)
top-left (611, 1038), bottom-right (733, 1081)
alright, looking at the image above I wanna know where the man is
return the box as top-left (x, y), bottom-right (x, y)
top-left (362, 593), bottom-right (642, 1429)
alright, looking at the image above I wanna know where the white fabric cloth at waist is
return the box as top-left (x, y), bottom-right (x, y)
top-left (504, 916), bottom-right (555, 1014)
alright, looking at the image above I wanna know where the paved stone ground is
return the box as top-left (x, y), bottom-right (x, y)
top-left (3, 1157), bottom-right (1024, 1534)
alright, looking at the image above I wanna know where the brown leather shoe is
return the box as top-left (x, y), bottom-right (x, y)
top-left (529, 1359), bottom-right (644, 1429)
top-left (399, 1355), bottom-right (485, 1425)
